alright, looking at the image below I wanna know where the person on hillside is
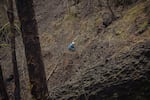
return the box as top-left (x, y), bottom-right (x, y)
top-left (68, 42), bottom-right (75, 51)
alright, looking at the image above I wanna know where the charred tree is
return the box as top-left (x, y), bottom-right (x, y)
top-left (15, 0), bottom-right (49, 99)
top-left (0, 60), bottom-right (9, 100)
top-left (7, 0), bottom-right (21, 100)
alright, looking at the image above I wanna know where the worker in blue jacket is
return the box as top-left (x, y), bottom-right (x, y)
top-left (68, 42), bottom-right (75, 51)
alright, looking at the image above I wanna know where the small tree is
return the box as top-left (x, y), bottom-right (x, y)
top-left (106, 0), bottom-right (116, 20)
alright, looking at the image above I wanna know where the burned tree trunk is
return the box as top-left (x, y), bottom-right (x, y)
top-left (15, 0), bottom-right (49, 99)
top-left (0, 60), bottom-right (9, 100)
top-left (7, 0), bottom-right (21, 100)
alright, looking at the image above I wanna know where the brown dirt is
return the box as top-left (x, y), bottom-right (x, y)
top-left (0, 0), bottom-right (150, 99)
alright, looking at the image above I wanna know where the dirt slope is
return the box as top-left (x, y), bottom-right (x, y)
top-left (1, 0), bottom-right (149, 100)
top-left (33, 0), bottom-right (150, 99)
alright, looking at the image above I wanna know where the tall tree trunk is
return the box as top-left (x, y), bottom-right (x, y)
top-left (15, 0), bottom-right (49, 99)
top-left (0, 60), bottom-right (9, 100)
top-left (7, 0), bottom-right (21, 100)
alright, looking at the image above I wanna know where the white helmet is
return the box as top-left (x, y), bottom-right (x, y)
top-left (72, 42), bottom-right (75, 44)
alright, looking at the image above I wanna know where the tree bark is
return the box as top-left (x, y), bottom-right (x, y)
top-left (7, 0), bottom-right (21, 100)
top-left (0, 60), bottom-right (9, 100)
top-left (15, 0), bottom-right (49, 99)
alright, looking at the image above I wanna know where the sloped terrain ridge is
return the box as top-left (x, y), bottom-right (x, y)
top-left (49, 40), bottom-right (150, 100)
top-left (34, 0), bottom-right (150, 99)
top-left (33, 0), bottom-right (150, 99)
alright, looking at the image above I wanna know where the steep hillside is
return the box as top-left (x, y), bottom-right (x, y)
top-left (0, 0), bottom-right (149, 100)
top-left (33, 0), bottom-right (150, 99)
